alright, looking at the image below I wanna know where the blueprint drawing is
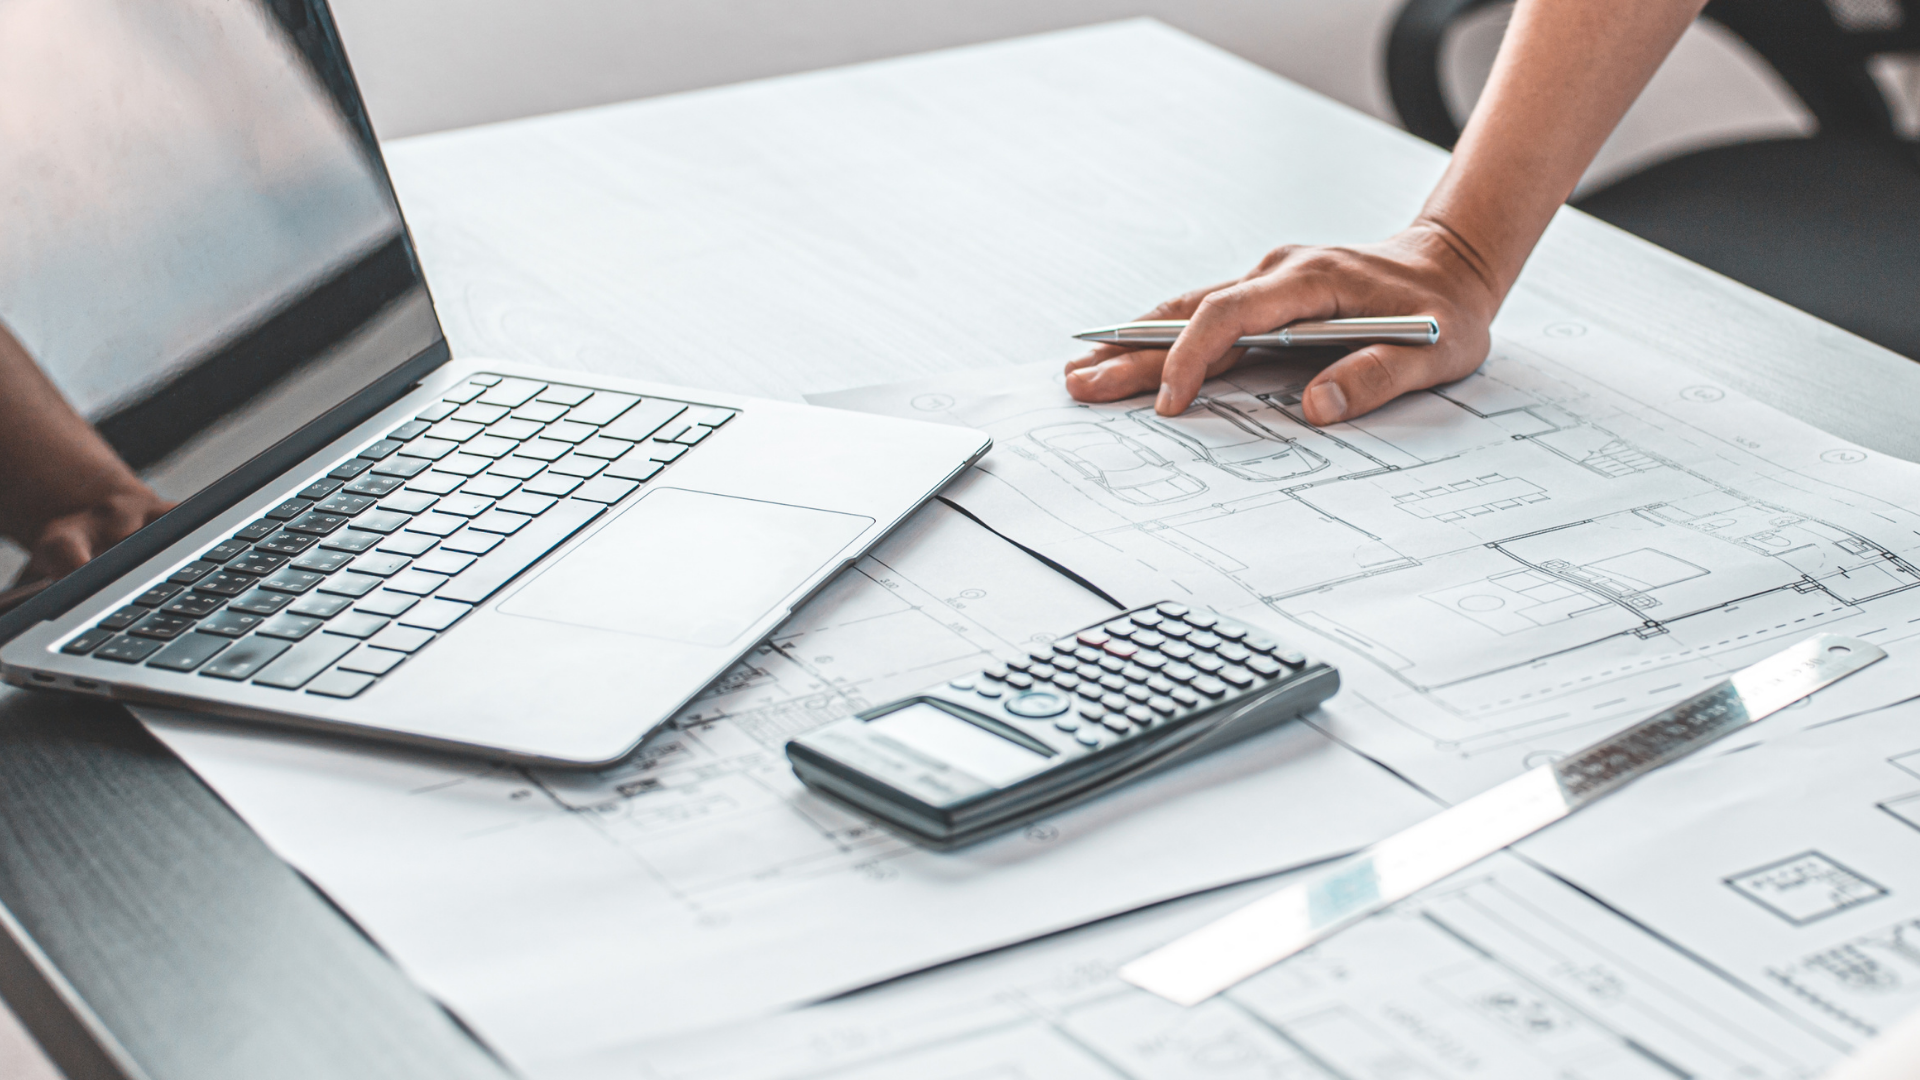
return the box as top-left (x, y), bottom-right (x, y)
top-left (559, 853), bottom-right (1839, 1080)
top-left (140, 502), bottom-right (1437, 1066)
top-left (1529, 695), bottom-right (1920, 1048)
top-left (816, 291), bottom-right (1920, 800)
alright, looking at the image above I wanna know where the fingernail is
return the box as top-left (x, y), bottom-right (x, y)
top-left (1156, 383), bottom-right (1174, 413)
top-left (1306, 381), bottom-right (1346, 423)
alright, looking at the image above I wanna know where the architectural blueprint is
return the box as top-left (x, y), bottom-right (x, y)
top-left (815, 289), bottom-right (1920, 801)
top-left (557, 852), bottom-right (1841, 1080)
top-left (138, 502), bottom-right (1438, 1067)
top-left (1527, 695), bottom-right (1920, 1049)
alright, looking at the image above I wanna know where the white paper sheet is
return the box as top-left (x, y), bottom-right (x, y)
top-left (1526, 695), bottom-right (1920, 1048)
top-left (139, 501), bottom-right (1438, 1066)
top-left (811, 288), bottom-right (1920, 802)
top-left (552, 852), bottom-right (1842, 1080)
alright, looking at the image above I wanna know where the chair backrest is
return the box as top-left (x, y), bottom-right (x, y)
top-left (1387, 0), bottom-right (1920, 148)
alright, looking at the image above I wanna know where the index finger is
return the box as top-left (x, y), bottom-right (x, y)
top-left (1156, 276), bottom-right (1332, 415)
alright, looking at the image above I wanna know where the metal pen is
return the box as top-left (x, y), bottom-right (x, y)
top-left (1074, 316), bottom-right (1438, 349)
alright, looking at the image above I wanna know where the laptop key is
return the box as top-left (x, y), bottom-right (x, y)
top-left (129, 613), bottom-right (195, 640)
top-left (383, 570), bottom-right (443, 596)
top-left (571, 477), bottom-right (637, 504)
top-left (229, 589), bottom-right (293, 615)
top-left (404, 512), bottom-right (465, 537)
top-left (601, 400), bottom-right (686, 442)
top-left (254, 531), bottom-right (317, 555)
top-left (202, 539), bottom-right (253, 563)
top-left (434, 494), bottom-right (493, 517)
top-left (439, 529), bottom-right (502, 555)
top-left (316, 573), bottom-right (382, 598)
top-left (396, 598), bottom-right (470, 632)
top-left (286, 511), bottom-right (349, 536)
top-left (536, 385), bottom-right (593, 407)
top-left (265, 499), bottom-right (313, 521)
top-left (318, 529), bottom-right (382, 554)
top-left (292, 549), bottom-right (355, 573)
top-left (437, 499), bottom-right (604, 605)
top-left (289, 593), bottom-right (353, 619)
top-left (540, 420), bottom-right (596, 444)
top-left (376, 532), bottom-right (437, 557)
top-left (415, 401), bottom-right (457, 422)
top-left (547, 454), bottom-right (605, 478)
top-left (326, 458), bottom-right (373, 480)
top-left (412, 550), bottom-right (475, 576)
top-left (378, 491), bottom-right (438, 514)
top-left (260, 568), bottom-right (325, 594)
top-left (61, 629), bottom-right (116, 656)
top-left (297, 479), bottom-right (343, 501)
top-left (458, 435), bottom-right (518, 459)
top-left (337, 646), bottom-right (407, 675)
top-left (648, 443), bottom-right (687, 463)
top-left (349, 553), bottom-right (411, 577)
top-left (460, 474), bottom-right (519, 499)
top-left (98, 606), bottom-right (145, 631)
top-left (165, 561), bottom-right (221, 585)
top-left (133, 584), bottom-right (183, 607)
top-left (321, 612), bottom-right (389, 639)
top-left (314, 493), bottom-right (377, 516)
top-left (521, 473), bottom-right (581, 497)
top-left (574, 436), bottom-right (634, 460)
top-left (370, 456), bottom-right (431, 478)
top-left (252, 636), bottom-right (357, 690)
top-left (495, 492), bottom-right (556, 516)
top-left (199, 638), bottom-right (291, 680)
top-left (234, 519), bottom-right (280, 542)
top-left (197, 610), bottom-right (264, 637)
top-left (469, 510), bottom-right (530, 535)
top-left (426, 419), bottom-right (484, 443)
top-left (354, 591), bottom-right (417, 618)
top-left (357, 439), bottom-right (403, 461)
top-left (405, 470), bottom-right (466, 495)
top-left (477, 378), bottom-right (545, 407)
top-left (486, 456), bottom-right (545, 480)
top-left (440, 382), bottom-right (486, 404)
top-left (344, 474), bottom-right (404, 496)
top-left (366, 625), bottom-right (435, 653)
top-left (146, 633), bottom-right (231, 673)
top-left (564, 391), bottom-right (638, 425)
top-left (305, 670), bottom-right (377, 699)
top-left (387, 420), bottom-right (432, 442)
top-left (258, 614), bottom-right (323, 641)
top-left (193, 571), bottom-right (256, 596)
top-left (692, 407), bottom-right (736, 428)
top-left (486, 418), bottom-right (544, 441)
top-left (351, 510), bottom-right (412, 534)
top-left (511, 401), bottom-right (568, 424)
top-left (161, 594), bottom-right (224, 618)
top-left (226, 550), bottom-right (287, 575)
top-left (512, 438), bottom-right (569, 462)
top-left (451, 403), bottom-right (510, 425)
top-left (604, 458), bottom-right (663, 483)
top-left (96, 636), bottom-right (165, 663)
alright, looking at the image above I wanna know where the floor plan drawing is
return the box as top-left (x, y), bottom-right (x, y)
top-left (818, 297), bottom-right (1920, 799)
top-left (565, 854), bottom-right (1839, 1080)
top-left (138, 501), bottom-right (1437, 1066)
top-left (1526, 696), bottom-right (1920, 1045)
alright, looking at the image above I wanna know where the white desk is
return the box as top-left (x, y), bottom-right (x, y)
top-left (5, 19), bottom-right (1917, 1080)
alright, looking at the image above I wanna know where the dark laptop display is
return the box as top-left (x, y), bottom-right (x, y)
top-left (0, 0), bottom-right (446, 640)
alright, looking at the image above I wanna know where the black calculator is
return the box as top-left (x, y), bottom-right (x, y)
top-left (786, 602), bottom-right (1340, 849)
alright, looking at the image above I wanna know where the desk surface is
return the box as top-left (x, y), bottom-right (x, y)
top-left (3, 20), bottom-right (1915, 1080)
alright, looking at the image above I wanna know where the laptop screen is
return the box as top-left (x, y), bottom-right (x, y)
top-left (0, 0), bottom-right (443, 621)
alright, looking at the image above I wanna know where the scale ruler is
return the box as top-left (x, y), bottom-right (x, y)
top-left (1119, 633), bottom-right (1887, 1006)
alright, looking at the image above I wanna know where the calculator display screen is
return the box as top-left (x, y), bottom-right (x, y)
top-left (867, 703), bottom-right (1049, 786)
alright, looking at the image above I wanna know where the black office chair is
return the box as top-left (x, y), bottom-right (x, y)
top-left (1387, 0), bottom-right (1920, 360)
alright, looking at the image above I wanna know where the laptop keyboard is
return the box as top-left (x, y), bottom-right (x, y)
top-left (58, 375), bottom-right (734, 699)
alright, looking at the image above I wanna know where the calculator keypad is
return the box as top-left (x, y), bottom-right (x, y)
top-left (945, 602), bottom-right (1307, 754)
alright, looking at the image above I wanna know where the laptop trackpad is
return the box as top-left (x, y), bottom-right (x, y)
top-left (497, 488), bottom-right (873, 646)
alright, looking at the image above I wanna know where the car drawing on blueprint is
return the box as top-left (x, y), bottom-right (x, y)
top-left (1132, 398), bottom-right (1331, 482)
top-left (1030, 422), bottom-right (1207, 505)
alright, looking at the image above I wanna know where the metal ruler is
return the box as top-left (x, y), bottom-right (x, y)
top-left (1119, 633), bottom-right (1887, 1006)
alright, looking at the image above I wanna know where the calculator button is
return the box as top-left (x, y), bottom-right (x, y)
top-left (1120, 664), bottom-right (1149, 683)
top-left (1054, 719), bottom-right (1081, 733)
top-left (1003, 672), bottom-right (1034, 690)
top-left (1148, 696), bottom-right (1178, 716)
top-left (1101, 717), bottom-right (1132, 736)
top-left (1051, 672), bottom-right (1081, 691)
top-left (1185, 613), bottom-right (1219, 630)
top-left (1005, 690), bottom-right (1069, 719)
top-left (1160, 641), bottom-right (1196, 660)
top-left (1102, 640), bottom-right (1138, 660)
top-left (1155, 602), bottom-right (1190, 618)
top-left (1124, 705), bottom-right (1154, 725)
top-left (1102, 621), bottom-right (1136, 639)
top-left (1192, 676), bottom-right (1228, 697)
top-left (975, 685), bottom-right (1003, 700)
top-left (1075, 631), bottom-right (1110, 648)
top-left (1163, 663), bottom-right (1198, 683)
top-left (1131, 630), bottom-right (1166, 649)
top-left (1188, 631), bottom-right (1222, 650)
top-left (1171, 687), bottom-right (1201, 707)
top-left (1071, 662), bottom-right (1099, 681)
top-left (1096, 656), bottom-right (1125, 675)
top-left (1191, 654), bottom-right (1225, 674)
top-left (1244, 636), bottom-right (1279, 654)
top-left (1133, 651), bottom-right (1167, 670)
top-left (1159, 622), bottom-right (1191, 640)
top-left (981, 663), bottom-right (1009, 681)
top-left (1100, 692), bottom-right (1128, 712)
top-left (1248, 656), bottom-right (1283, 678)
top-left (948, 677), bottom-right (975, 692)
top-left (1075, 685), bottom-right (1104, 701)
top-left (1005, 656), bottom-right (1031, 672)
top-left (1219, 667), bottom-right (1255, 689)
top-left (1098, 674), bottom-right (1127, 693)
top-left (1281, 651), bottom-right (1308, 667)
top-left (1073, 646), bottom-right (1103, 664)
top-left (1216, 624), bottom-right (1248, 641)
top-left (1075, 731), bottom-right (1102, 748)
top-left (1122, 685), bottom-right (1151, 704)
top-left (1029, 662), bottom-right (1056, 680)
top-left (1129, 610), bottom-right (1163, 629)
top-left (1078, 704), bottom-right (1106, 721)
top-left (1051, 641), bottom-right (1080, 658)
top-left (1146, 675), bottom-right (1175, 695)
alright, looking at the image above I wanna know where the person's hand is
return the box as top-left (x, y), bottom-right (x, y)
top-left (22, 483), bottom-right (174, 580)
top-left (1063, 221), bottom-right (1504, 423)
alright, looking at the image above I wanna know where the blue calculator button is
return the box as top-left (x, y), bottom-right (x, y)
top-left (1005, 689), bottom-right (1069, 719)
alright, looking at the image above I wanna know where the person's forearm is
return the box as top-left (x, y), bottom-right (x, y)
top-left (1416, 0), bottom-right (1708, 298)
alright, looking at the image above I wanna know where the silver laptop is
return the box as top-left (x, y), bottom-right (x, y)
top-left (0, 0), bottom-right (986, 765)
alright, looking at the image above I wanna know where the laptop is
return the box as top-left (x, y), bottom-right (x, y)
top-left (0, 0), bottom-right (987, 765)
